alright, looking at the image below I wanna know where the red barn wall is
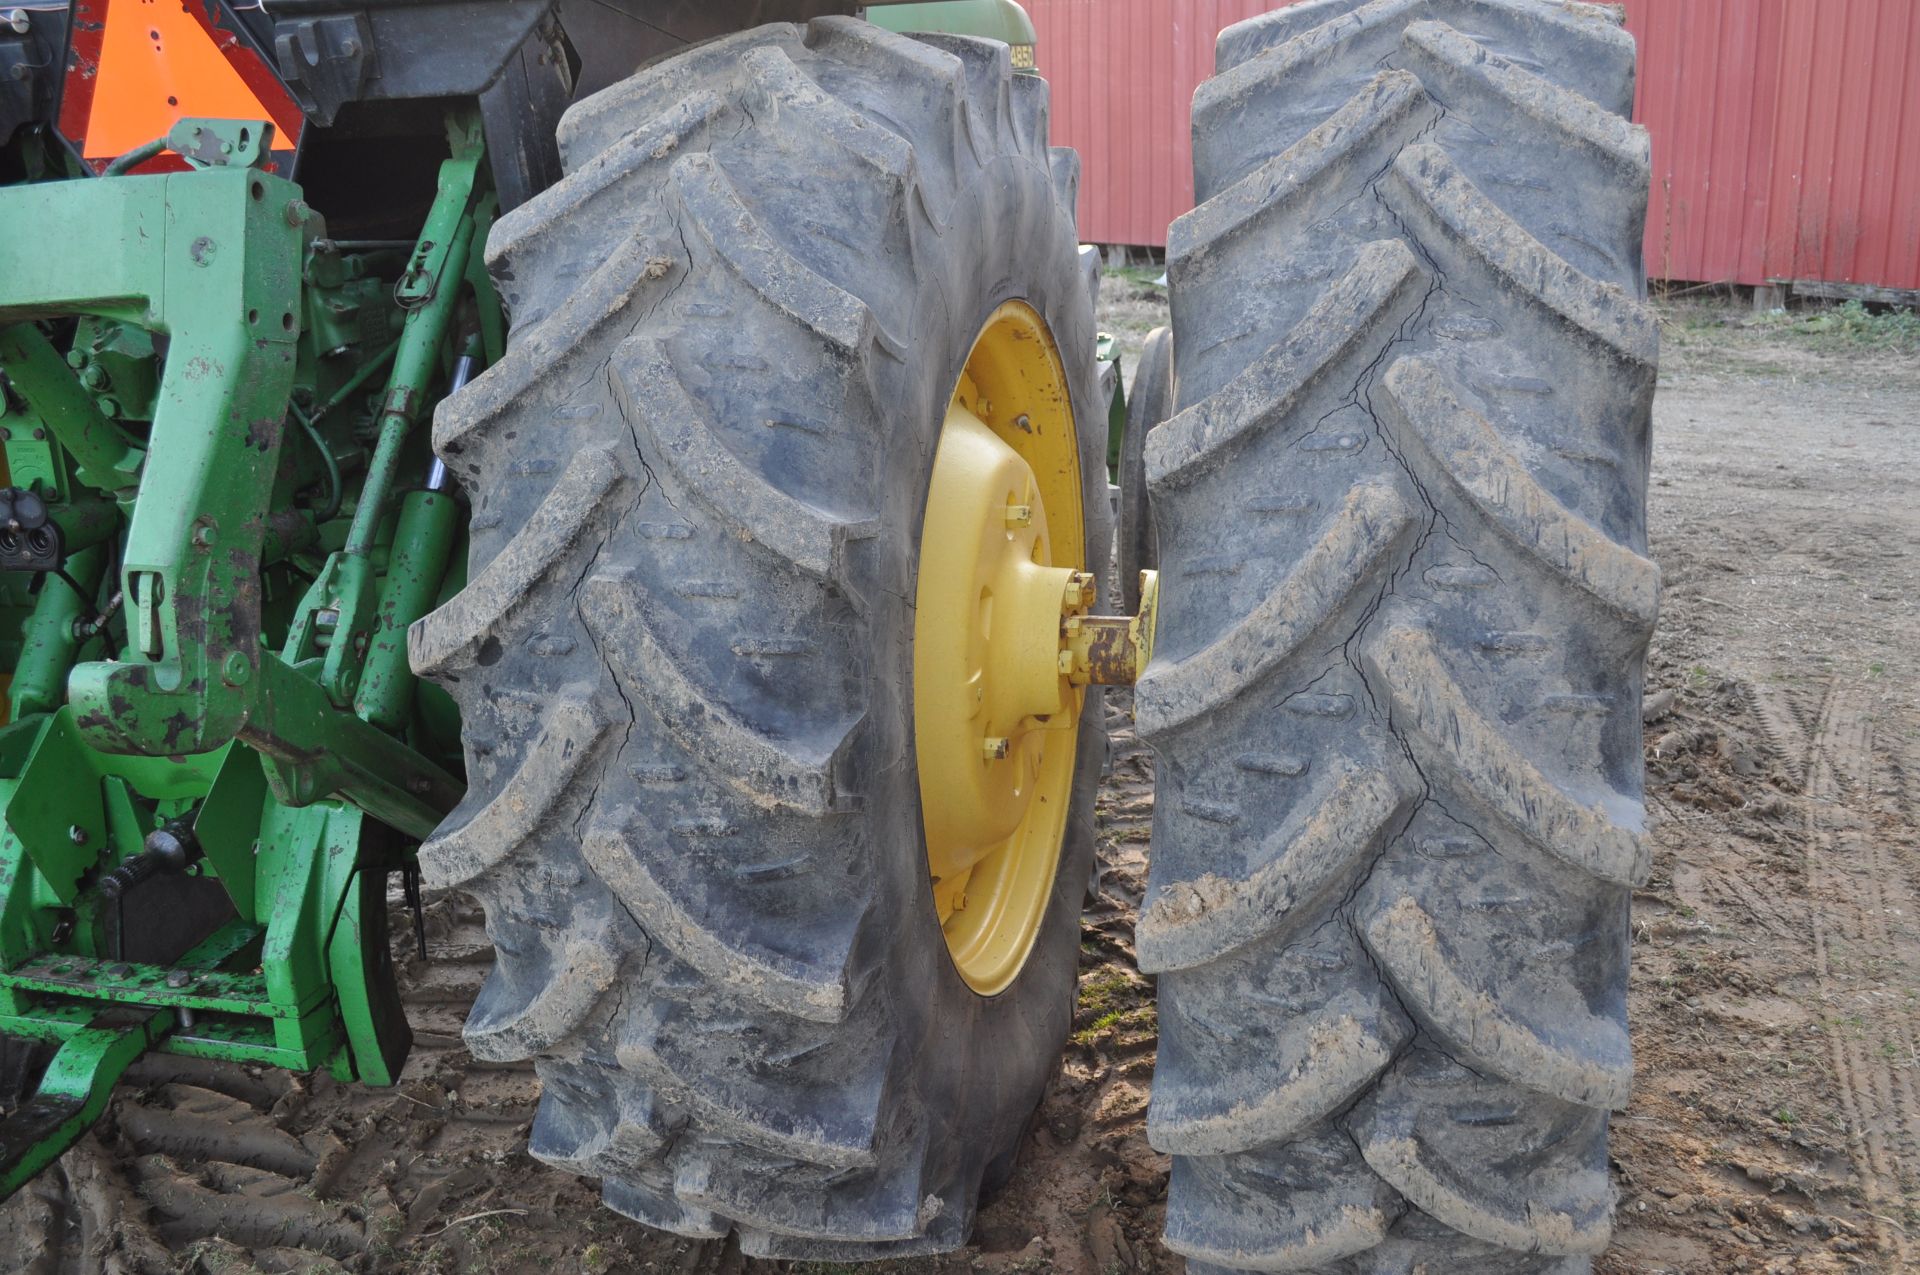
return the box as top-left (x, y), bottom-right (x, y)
top-left (1029, 0), bottom-right (1920, 290)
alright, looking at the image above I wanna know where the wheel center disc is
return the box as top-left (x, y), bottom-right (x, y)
top-left (915, 301), bottom-right (1085, 997)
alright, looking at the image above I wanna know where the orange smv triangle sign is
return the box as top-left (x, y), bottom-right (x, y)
top-left (83, 0), bottom-right (296, 158)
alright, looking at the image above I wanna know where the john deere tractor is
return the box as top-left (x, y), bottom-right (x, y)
top-left (0, 0), bottom-right (1655, 1267)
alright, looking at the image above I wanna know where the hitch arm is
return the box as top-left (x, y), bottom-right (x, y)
top-left (0, 1007), bottom-right (168, 1197)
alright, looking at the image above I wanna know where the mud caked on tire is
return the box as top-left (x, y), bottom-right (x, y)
top-left (409, 19), bottom-right (1110, 1257)
top-left (1138, 1), bottom-right (1656, 1270)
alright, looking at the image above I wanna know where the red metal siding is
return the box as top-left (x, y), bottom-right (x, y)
top-left (1030, 0), bottom-right (1920, 290)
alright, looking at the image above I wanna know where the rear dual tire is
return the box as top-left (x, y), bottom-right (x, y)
top-left (1141, 2), bottom-right (1656, 1269)
top-left (412, 20), bottom-right (1109, 1257)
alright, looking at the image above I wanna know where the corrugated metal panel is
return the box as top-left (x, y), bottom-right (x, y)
top-left (1030, 0), bottom-right (1920, 290)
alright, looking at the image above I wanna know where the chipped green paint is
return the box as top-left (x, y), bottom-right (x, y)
top-left (0, 110), bottom-right (493, 1189)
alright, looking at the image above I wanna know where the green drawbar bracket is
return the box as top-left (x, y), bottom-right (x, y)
top-left (0, 1006), bottom-right (168, 1197)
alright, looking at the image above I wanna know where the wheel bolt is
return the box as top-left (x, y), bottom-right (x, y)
top-left (983, 736), bottom-right (1010, 761)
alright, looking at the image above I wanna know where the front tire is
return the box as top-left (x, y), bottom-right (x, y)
top-left (411, 19), bottom-right (1110, 1257)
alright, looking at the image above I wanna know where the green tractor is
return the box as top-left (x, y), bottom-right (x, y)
top-left (0, 0), bottom-right (1149, 1256)
top-left (0, 0), bottom-right (1656, 1268)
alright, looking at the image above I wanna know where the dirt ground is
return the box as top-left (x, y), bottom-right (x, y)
top-left (4, 280), bottom-right (1920, 1274)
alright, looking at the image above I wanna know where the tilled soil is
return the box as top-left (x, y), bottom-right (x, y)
top-left (4, 289), bottom-right (1919, 1274)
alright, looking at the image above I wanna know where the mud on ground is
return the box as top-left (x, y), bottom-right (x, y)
top-left (4, 283), bottom-right (1920, 1274)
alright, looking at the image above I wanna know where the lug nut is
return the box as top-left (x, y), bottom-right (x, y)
top-left (982, 736), bottom-right (1010, 761)
top-left (1005, 503), bottom-right (1033, 527)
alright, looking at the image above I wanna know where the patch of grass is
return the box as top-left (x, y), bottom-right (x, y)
top-left (1077, 969), bottom-right (1137, 1017)
top-left (1755, 299), bottom-right (1920, 352)
top-left (1104, 263), bottom-right (1165, 290)
top-left (1074, 1003), bottom-right (1157, 1044)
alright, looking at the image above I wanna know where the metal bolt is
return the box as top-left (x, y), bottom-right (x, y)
top-left (1062, 571), bottom-right (1096, 612)
top-left (79, 365), bottom-right (107, 390)
top-left (284, 198), bottom-right (311, 228)
top-left (221, 649), bottom-right (251, 687)
top-left (105, 963), bottom-right (130, 978)
top-left (93, 397), bottom-right (118, 419)
top-left (177, 1007), bottom-right (197, 1031)
top-left (165, 969), bottom-right (192, 989)
top-left (1004, 503), bottom-right (1033, 528)
top-left (31, 426), bottom-right (44, 441)
top-left (67, 824), bottom-right (86, 846)
top-left (192, 523), bottom-right (216, 548)
top-left (1012, 413), bottom-right (1033, 433)
top-left (983, 736), bottom-right (1010, 761)
top-left (0, 428), bottom-right (11, 442)
top-left (3, 10), bottom-right (29, 35)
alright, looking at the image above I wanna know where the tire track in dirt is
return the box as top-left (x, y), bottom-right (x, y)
top-left (1798, 678), bottom-right (1920, 1265)
top-left (1745, 681), bottom-right (1814, 789)
top-left (0, 894), bottom-right (543, 1273)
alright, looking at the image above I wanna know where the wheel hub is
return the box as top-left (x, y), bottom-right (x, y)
top-left (915, 302), bottom-right (1085, 996)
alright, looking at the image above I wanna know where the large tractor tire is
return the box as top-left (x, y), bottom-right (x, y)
top-left (1136, 2), bottom-right (1655, 1271)
top-left (1117, 324), bottom-right (1171, 617)
top-left (410, 19), bottom-right (1111, 1258)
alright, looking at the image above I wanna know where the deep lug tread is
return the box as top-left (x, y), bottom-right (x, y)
top-left (1134, 482), bottom-right (1419, 738)
top-left (611, 338), bottom-right (876, 583)
top-left (418, 693), bottom-right (611, 889)
top-left (556, 25), bottom-right (798, 166)
top-left (671, 153), bottom-right (895, 357)
top-left (1379, 357), bottom-right (1660, 626)
top-left (489, 91), bottom-right (734, 326)
top-left (580, 574), bottom-right (854, 816)
top-left (1136, 749), bottom-right (1422, 975)
top-left (418, 18), bottom-right (1109, 1253)
top-left (1164, 1132), bottom-right (1399, 1271)
top-left (408, 444), bottom-right (631, 678)
top-left (1380, 143), bottom-right (1656, 365)
top-left (464, 898), bottom-right (633, 1061)
top-left (1153, 2), bottom-right (1653, 1268)
top-left (579, 804), bottom-right (858, 1024)
top-left (1362, 624), bottom-right (1648, 887)
top-left (1351, 1050), bottom-right (1614, 1255)
top-left (1149, 927), bottom-right (1413, 1156)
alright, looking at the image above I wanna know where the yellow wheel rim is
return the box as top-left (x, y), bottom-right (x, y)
top-left (915, 301), bottom-right (1086, 997)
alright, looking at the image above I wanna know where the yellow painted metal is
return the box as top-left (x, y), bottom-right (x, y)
top-left (915, 300), bottom-right (1085, 996)
top-left (1062, 569), bottom-right (1159, 686)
